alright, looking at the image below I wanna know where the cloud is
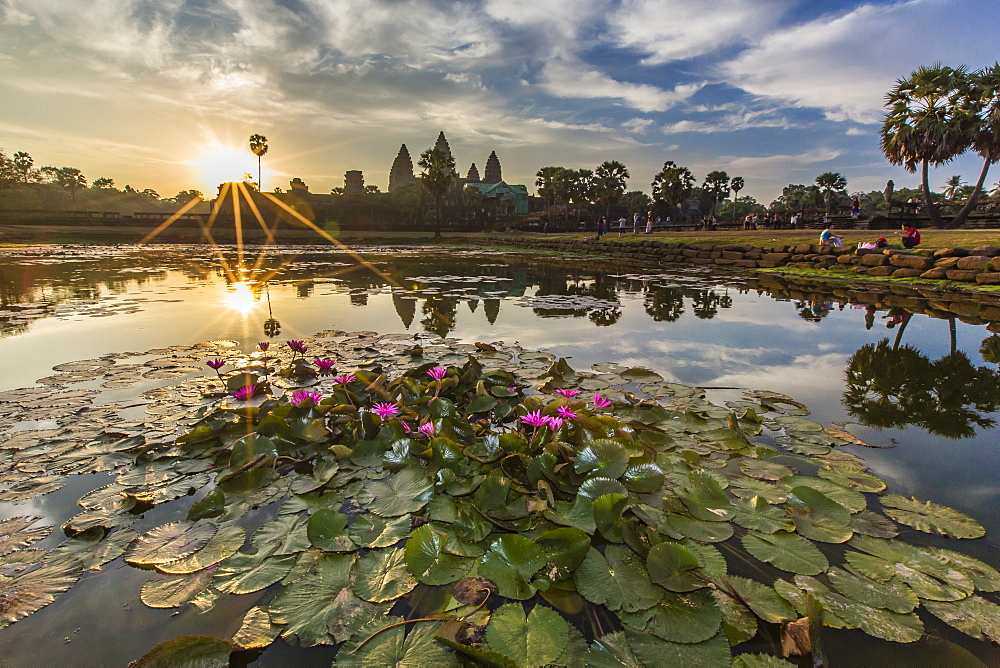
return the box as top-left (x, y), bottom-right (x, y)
top-left (609, 0), bottom-right (793, 64)
top-left (719, 0), bottom-right (1000, 124)
top-left (622, 118), bottom-right (655, 134)
top-left (662, 107), bottom-right (798, 133)
top-left (539, 59), bottom-right (704, 112)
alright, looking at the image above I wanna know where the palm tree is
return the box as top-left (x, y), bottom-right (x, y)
top-left (568, 168), bottom-right (594, 226)
top-left (942, 174), bottom-right (965, 200)
top-left (702, 170), bottom-right (730, 217)
top-left (729, 176), bottom-right (744, 221)
top-left (417, 146), bottom-right (457, 238)
top-left (815, 172), bottom-right (847, 213)
top-left (249, 134), bottom-right (268, 191)
top-left (535, 166), bottom-right (565, 225)
top-left (56, 167), bottom-right (87, 201)
top-left (594, 160), bottom-right (630, 218)
top-left (880, 65), bottom-right (980, 228)
top-left (651, 161), bottom-right (694, 221)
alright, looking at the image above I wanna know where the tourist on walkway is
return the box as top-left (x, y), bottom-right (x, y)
top-left (645, 212), bottom-right (653, 234)
top-left (897, 223), bottom-right (921, 249)
top-left (597, 217), bottom-right (605, 239)
top-left (618, 217), bottom-right (626, 237)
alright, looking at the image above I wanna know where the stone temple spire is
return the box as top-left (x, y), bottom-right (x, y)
top-left (466, 163), bottom-right (480, 183)
top-left (484, 150), bottom-right (502, 183)
top-left (388, 144), bottom-right (415, 193)
top-left (434, 131), bottom-right (453, 161)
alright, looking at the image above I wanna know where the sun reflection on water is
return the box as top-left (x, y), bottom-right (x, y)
top-left (222, 280), bottom-right (258, 313)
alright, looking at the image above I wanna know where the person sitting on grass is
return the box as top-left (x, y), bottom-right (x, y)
top-left (897, 223), bottom-right (921, 249)
top-left (820, 224), bottom-right (843, 247)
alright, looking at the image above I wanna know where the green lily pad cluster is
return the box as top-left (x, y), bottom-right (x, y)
top-left (0, 331), bottom-right (997, 667)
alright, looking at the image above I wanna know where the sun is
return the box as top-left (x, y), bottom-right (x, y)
top-left (222, 281), bottom-right (259, 314)
top-left (191, 142), bottom-right (259, 193)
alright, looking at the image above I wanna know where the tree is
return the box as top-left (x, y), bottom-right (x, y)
top-left (172, 189), bottom-right (204, 203)
top-left (417, 146), bottom-right (457, 238)
top-left (569, 169), bottom-right (595, 224)
top-left (622, 190), bottom-right (652, 216)
top-left (651, 161), bottom-right (695, 219)
top-left (249, 134), bottom-right (268, 192)
top-left (880, 65), bottom-right (981, 228)
top-left (942, 174), bottom-right (965, 200)
top-left (815, 172), bottom-right (847, 212)
top-left (702, 170), bottom-right (730, 217)
top-left (729, 176), bottom-right (744, 220)
top-left (555, 168), bottom-right (576, 228)
top-left (593, 160), bottom-right (630, 218)
top-left (92, 177), bottom-right (116, 189)
top-left (535, 166), bottom-right (565, 222)
top-left (12, 151), bottom-right (34, 183)
top-left (56, 167), bottom-right (87, 201)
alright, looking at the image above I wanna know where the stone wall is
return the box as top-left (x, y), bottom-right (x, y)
top-left (493, 237), bottom-right (1000, 287)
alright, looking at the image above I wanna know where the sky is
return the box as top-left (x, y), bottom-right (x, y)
top-left (1, 0), bottom-right (998, 204)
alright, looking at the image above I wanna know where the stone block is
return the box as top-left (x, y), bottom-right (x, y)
top-left (920, 268), bottom-right (949, 279)
top-left (860, 254), bottom-right (889, 267)
top-left (690, 257), bottom-right (714, 264)
top-left (969, 246), bottom-right (1000, 256)
top-left (794, 244), bottom-right (814, 254)
top-left (892, 268), bottom-right (924, 278)
top-left (682, 249), bottom-right (699, 257)
top-left (757, 261), bottom-right (780, 268)
top-left (933, 248), bottom-right (968, 258)
top-left (934, 257), bottom-right (963, 269)
top-left (734, 259), bottom-right (759, 268)
top-left (990, 257), bottom-right (1000, 272)
top-left (980, 305), bottom-right (1000, 320)
top-left (889, 255), bottom-right (934, 269)
top-left (867, 266), bottom-right (896, 276)
top-left (945, 269), bottom-right (981, 282)
top-left (852, 266), bottom-right (871, 274)
top-left (837, 255), bottom-right (858, 264)
top-left (975, 272), bottom-right (1000, 285)
top-left (721, 251), bottom-right (745, 260)
top-left (957, 256), bottom-right (992, 270)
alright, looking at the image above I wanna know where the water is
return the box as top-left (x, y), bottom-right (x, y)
top-left (0, 244), bottom-right (997, 665)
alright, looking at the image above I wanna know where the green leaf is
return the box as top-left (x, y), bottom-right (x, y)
top-left (731, 654), bottom-right (796, 667)
top-left (620, 589), bottom-right (721, 643)
top-left (351, 547), bottom-right (417, 603)
top-left (213, 553), bottom-right (296, 594)
top-left (574, 545), bottom-right (661, 613)
top-left (732, 496), bottom-right (794, 534)
top-left (186, 488), bottom-right (225, 521)
top-left (348, 513), bottom-right (411, 548)
top-left (724, 576), bottom-right (796, 623)
top-left (306, 509), bottom-right (353, 552)
top-left (646, 542), bottom-right (701, 592)
top-left (268, 554), bottom-right (359, 646)
top-left (485, 603), bottom-right (570, 667)
top-left (741, 531), bottom-right (828, 575)
top-left (479, 534), bottom-right (547, 600)
top-left (436, 638), bottom-right (519, 667)
top-left (140, 570), bottom-right (214, 609)
top-left (229, 434), bottom-right (278, 469)
top-left (879, 495), bottom-right (985, 539)
top-left (780, 476), bottom-right (865, 512)
top-left (337, 617), bottom-right (461, 666)
top-left (738, 459), bottom-right (792, 481)
top-left (232, 606), bottom-right (281, 650)
top-left (924, 596), bottom-right (1000, 642)
top-left (575, 439), bottom-right (630, 480)
top-left (130, 635), bottom-right (233, 668)
top-left (578, 477), bottom-right (628, 499)
top-left (534, 527), bottom-right (591, 582)
top-left (678, 470), bottom-right (733, 522)
top-left (467, 395), bottom-right (498, 413)
top-left (404, 525), bottom-right (473, 585)
top-left (666, 513), bottom-right (734, 543)
top-left (251, 515), bottom-right (311, 556)
top-left (360, 466), bottom-right (434, 517)
top-left (828, 566), bottom-right (917, 613)
top-left (124, 522), bottom-right (218, 566)
top-left (713, 590), bottom-right (757, 646)
top-left (785, 486), bottom-right (853, 543)
top-left (594, 493), bottom-right (629, 543)
top-left (157, 526), bottom-right (246, 574)
top-left (587, 631), bottom-right (642, 668)
top-left (621, 462), bottom-right (665, 493)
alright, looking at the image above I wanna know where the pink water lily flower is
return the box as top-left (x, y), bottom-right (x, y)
top-left (545, 416), bottom-right (564, 431)
top-left (286, 340), bottom-right (308, 353)
top-left (291, 390), bottom-right (323, 405)
top-left (333, 374), bottom-right (356, 385)
top-left (257, 341), bottom-right (270, 352)
top-left (554, 389), bottom-right (581, 398)
top-left (401, 421), bottom-right (412, 433)
top-left (205, 358), bottom-right (226, 370)
top-left (426, 366), bottom-right (447, 380)
top-left (313, 359), bottom-right (337, 374)
top-left (418, 422), bottom-right (436, 437)
top-left (592, 393), bottom-right (613, 409)
top-left (520, 410), bottom-right (548, 427)
top-left (371, 402), bottom-right (400, 419)
top-left (231, 384), bottom-right (258, 401)
top-left (556, 405), bottom-right (577, 419)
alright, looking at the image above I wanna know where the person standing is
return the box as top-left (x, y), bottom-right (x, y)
top-left (632, 213), bottom-right (640, 235)
top-left (597, 216), bottom-right (605, 239)
top-left (618, 216), bottom-right (626, 237)
top-left (645, 211), bottom-right (653, 234)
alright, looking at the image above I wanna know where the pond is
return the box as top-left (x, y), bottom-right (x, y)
top-left (0, 244), bottom-right (997, 666)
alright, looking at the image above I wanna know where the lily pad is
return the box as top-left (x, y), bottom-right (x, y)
top-left (485, 602), bottom-right (570, 667)
top-left (157, 526), bottom-right (246, 575)
top-left (306, 509), bottom-right (353, 552)
top-left (130, 635), bottom-right (234, 668)
top-left (732, 496), bottom-right (795, 534)
top-left (348, 513), bottom-right (411, 549)
top-left (0, 517), bottom-right (51, 557)
top-left (574, 545), bottom-right (661, 613)
top-left (827, 566), bottom-right (917, 613)
top-left (724, 576), bottom-right (796, 623)
top-left (785, 486), bottom-right (853, 543)
top-left (880, 495), bottom-right (985, 539)
top-left (360, 466), bottom-right (434, 517)
top-left (479, 534), bottom-right (547, 600)
top-left (232, 606), bottom-right (282, 650)
top-left (923, 596), bottom-right (1000, 643)
top-left (741, 531), bottom-right (828, 575)
top-left (351, 547), bottom-right (417, 603)
top-left (575, 439), bottom-right (630, 480)
top-left (337, 617), bottom-right (460, 666)
top-left (404, 525), bottom-right (473, 585)
top-left (268, 553), bottom-right (357, 646)
top-left (140, 570), bottom-right (214, 608)
top-left (124, 522), bottom-right (218, 566)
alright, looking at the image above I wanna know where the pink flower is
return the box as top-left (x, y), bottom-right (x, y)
top-left (313, 359), bottom-right (337, 374)
top-left (556, 406), bottom-right (577, 419)
top-left (426, 366), bottom-right (447, 380)
top-left (286, 340), bottom-right (308, 353)
top-left (257, 342), bottom-right (270, 352)
top-left (231, 384), bottom-right (258, 401)
top-left (371, 402), bottom-right (399, 419)
top-left (205, 358), bottom-right (226, 370)
top-left (554, 389), bottom-right (581, 398)
top-left (545, 416), bottom-right (564, 431)
top-left (508, 386), bottom-right (517, 393)
top-left (418, 422), bottom-right (436, 437)
top-left (592, 393), bottom-right (613, 409)
top-left (401, 421), bottom-right (412, 433)
top-left (520, 410), bottom-right (548, 427)
top-left (333, 374), bottom-right (356, 385)
top-left (291, 390), bottom-right (323, 405)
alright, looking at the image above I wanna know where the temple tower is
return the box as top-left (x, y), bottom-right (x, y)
top-left (434, 131), bottom-right (453, 161)
top-left (467, 163), bottom-right (481, 183)
top-left (484, 151), bottom-right (502, 184)
top-left (344, 170), bottom-right (364, 197)
top-left (388, 144), bottom-right (415, 193)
